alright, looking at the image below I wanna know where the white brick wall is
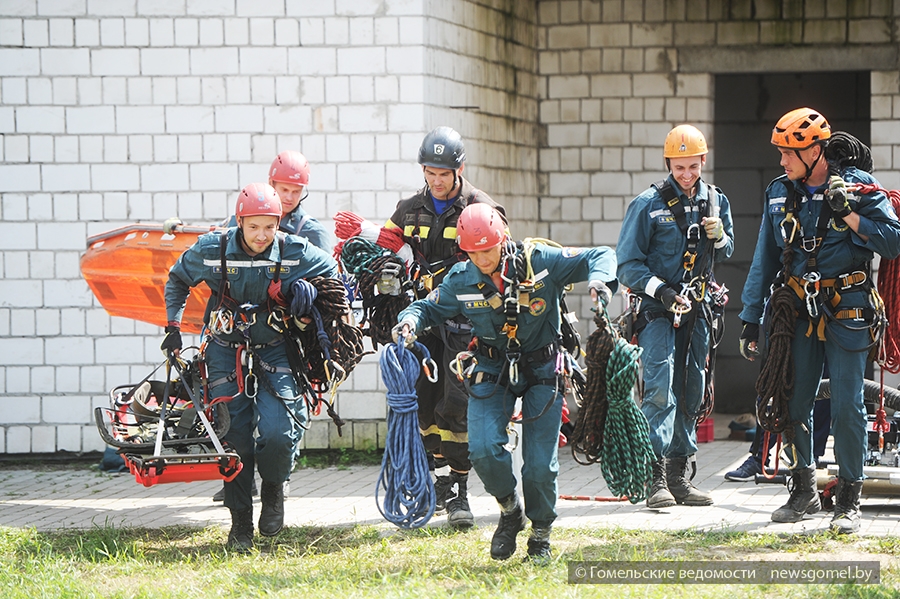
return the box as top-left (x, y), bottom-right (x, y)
top-left (0, 0), bottom-right (540, 453)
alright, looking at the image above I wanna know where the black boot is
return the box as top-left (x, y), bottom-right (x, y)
top-left (490, 492), bottom-right (527, 560)
top-left (666, 455), bottom-right (713, 506)
top-left (258, 480), bottom-right (285, 536)
top-left (771, 465), bottom-right (820, 523)
top-left (647, 457), bottom-right (676, 509)
top-left (447, 471), bottom-right (475, 529)
top-left (226, 508), bottom-right (254, 552)
top-left (830, 478), bottom-right (862, 534)
top-left (525, 520), bottom-right (552, 563)
top-left (434, 475), bottom-right (453, 514)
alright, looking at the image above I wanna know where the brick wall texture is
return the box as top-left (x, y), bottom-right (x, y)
top-left (0, 0), bottom-right (898, 452)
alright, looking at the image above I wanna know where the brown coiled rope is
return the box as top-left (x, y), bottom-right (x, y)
top-left (297, 276), bottom-right (367, 385)
top-left (755, 245), bottom-right (797, 442)
top-left (569, 310), bottom-right (615, 464)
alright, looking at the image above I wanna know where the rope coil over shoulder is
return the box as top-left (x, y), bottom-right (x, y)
top-left (571, 308), bottom-right (655, 504)
top-left (376, 337), bottom-right (435, 528)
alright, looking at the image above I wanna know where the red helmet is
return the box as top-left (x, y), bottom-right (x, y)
top-left (235, 183), bottom-right (282, 219)
top-left (269, 150), bottom-right (310, 186)
top-left (456, 203), bottom-right (505, 252)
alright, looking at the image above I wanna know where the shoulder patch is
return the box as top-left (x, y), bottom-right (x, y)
top-left (561, 247), bottom-right (582, 258)
top-left (528, 297), bottom-right (547, 316)
top-left (427, 288), bottom-right (440, 303)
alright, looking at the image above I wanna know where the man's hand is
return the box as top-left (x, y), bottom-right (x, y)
top-left (161, 324), bottom-right (182, 356)
top-left (739, 321), bottom-right (760, 361)
top-left (701, 216), bottom-right (724, 241)
top-left (391, 320), bottom-right (416, 347)
top-left (825, 175), bottom-right (852, 218)
top-left (655, 285), bottom-right (689, 313)
top-left (588, 280), bottom-right (612, 307)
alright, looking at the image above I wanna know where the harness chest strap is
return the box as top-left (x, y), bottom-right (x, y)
top-left (651, 179), bottom-right (714, 274)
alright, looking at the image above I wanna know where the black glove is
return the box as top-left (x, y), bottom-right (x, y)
top-left (655, 285), bottom-right (680, 313)
top-left (825, 175), bottom-right (852, 218)
top-left (739, 322), bottom-right (760, 361)
top-left (161, 325), bottom-right (182, 355)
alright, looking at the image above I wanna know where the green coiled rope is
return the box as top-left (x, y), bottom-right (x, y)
top-left (590, 310), bottom-right (655, 504)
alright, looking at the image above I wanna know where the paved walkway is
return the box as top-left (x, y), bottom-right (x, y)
top-left (3, 415), bottom-right (900, 536)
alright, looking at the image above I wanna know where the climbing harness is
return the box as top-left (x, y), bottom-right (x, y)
top-left (94, 350), bottom-right (242, 487)
top-left (452, 239), bottom-right (579, 425)
top-left (756, 132), bottom-right (893, 451)
top-left (207, 230), bottom-right (364, 435)
top-left (634, 180), bottom-right (729, 423)
top-left (376, 336), bottom-right (437, 529)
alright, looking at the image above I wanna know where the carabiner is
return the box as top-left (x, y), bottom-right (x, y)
top-left (508, 357), bottom-right (519, 386)
top-left (422, 357), bottom-right (439, 383)
top-left (803, 272), bottom-right (821, 318)
top-left (779, 215), bottom-right (801, 245)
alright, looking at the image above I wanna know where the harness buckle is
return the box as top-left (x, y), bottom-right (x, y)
top-left (682, 250), bottom-right (697, 273)
top-left (800, 236), bottom-right (820, 253)
top-left (686, 222), bottom-right (702, 243)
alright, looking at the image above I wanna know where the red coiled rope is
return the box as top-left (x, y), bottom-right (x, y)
top-left (853, 183), bottom-right (900, 373)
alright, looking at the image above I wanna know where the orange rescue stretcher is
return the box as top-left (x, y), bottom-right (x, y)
top-left (80, 223), bottom-right (217, 333)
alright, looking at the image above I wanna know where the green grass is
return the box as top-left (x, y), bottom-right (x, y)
top-left (1, 524), bottom-right (899, 598)
top-left (295, 448), bottom-right (384, 470)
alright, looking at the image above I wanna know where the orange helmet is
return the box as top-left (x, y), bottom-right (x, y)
top-left (235, 183), bottom-right (282, 219)
top-left (663, 125), bottom-right (708, 158)
top-left (771, 108), bottom-right (831, 150)
top-left (456, 203), bottom-right (505, 252)
top-left (269, 150), bottom-right (310, 186)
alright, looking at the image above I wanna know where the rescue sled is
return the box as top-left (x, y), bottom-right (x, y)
top-left (80, 223), bottom-right (217, 333)
top-left (94, 353), bottom-right (242, 487)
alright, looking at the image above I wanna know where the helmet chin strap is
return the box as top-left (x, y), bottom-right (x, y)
top-left (796, 143), bottom-right (824, 183)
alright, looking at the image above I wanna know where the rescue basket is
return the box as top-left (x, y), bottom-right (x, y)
top-left (80, 223), bottom-right (216, 333)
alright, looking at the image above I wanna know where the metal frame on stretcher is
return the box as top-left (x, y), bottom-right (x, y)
top-left (94, 354), bottom-right (242, 487)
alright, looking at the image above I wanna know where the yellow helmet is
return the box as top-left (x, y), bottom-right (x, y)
top-left (771, 107), bottom-right (831, 150)
top-left (663, 124), bottom-right (708, 158)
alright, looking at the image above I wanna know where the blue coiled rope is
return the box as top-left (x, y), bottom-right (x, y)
top-left (376, 338), bottom-right (435, 528)
top-left (291, 279), bottom-right (333, 360)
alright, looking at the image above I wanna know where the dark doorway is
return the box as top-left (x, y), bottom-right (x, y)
top-left (712, 72), bottom-right (871, 413)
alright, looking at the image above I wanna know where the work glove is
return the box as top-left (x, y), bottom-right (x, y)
top-left (162, 217), bottom-right (183, 235)
top-left (391, 320), bottom-right (417, 347)
top-left (739, 321), bottom-right (760, 361)
top-left (160, 324), bottom-right (182, 355)
top-left (825, 175), bottom-right (852, 218)
top-left (702, 216), bottom-right (724, 241)
top-left (588, 280), bottom-right (612, 307)
top-left (654, 285), bottom-right (683, 313)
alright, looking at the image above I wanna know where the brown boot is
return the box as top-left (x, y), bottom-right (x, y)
top-left (646, 457), bottom-right (676, 509)
top-left (666, 456), bottom-right (713, 506)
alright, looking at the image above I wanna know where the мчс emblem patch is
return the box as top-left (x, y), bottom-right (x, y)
top-left (529, 297), bottom-right (547, 316)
